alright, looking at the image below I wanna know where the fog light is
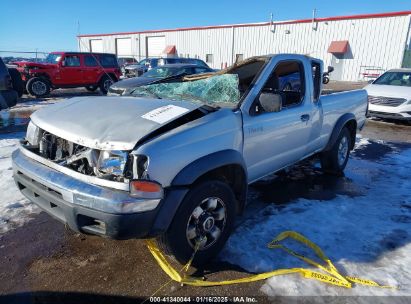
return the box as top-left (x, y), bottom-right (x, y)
top-left (130, 180), bottom-right (163, 199)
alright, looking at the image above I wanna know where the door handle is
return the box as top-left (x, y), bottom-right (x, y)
top-left (300, 114), bottom-right (310, 122)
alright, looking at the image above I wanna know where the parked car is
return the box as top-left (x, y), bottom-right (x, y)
top-left (280, 72), bottom-right (301, 91)
top-left (117, 57), bottom-right (139, 75)
top-left (13, 52), bottom-right (122, 97)
top-left (124, 57), bottom-right (209, 78)
top-left (365, 68), bottom-right (411, 121)
top-left (108, 63), bottom-right (214, 96)
top-left (12, 54), bottom-right (367, 266)
top-left (0, 57), bottom-right (18, 110)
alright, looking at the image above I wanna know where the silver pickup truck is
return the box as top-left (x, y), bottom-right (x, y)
top-left (12, 54), bottom-right (367, 265)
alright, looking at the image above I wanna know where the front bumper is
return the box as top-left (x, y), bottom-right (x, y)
top-left (107, 86), bottom-right (126, 96)
top-left (12, 148), bottom-right (161, 239)
top-left (368, 111), bottom-right (411, 121)
top-left (368, 104), bottom-right (411, 121)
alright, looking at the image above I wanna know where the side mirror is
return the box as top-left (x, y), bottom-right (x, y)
top-left (327, 66), bottom-right (334, 73)
top-left (61, 61), bottom-right (66, 67)
top-left (367, 79), bottom-right (374, 84)
top-left (259, 93), bottom-right (282, 113)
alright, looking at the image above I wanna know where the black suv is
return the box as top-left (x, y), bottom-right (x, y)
top-left (0, 57), bottom-right (18, 110)
top-left (124, 57), bottom-right (209, 78)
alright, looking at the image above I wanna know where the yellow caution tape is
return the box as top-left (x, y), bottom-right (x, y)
top-left (146, 231), bottom-right (396, 289)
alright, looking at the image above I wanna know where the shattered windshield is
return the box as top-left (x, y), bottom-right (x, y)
top-left (131, 74), bottom-right (241, 107)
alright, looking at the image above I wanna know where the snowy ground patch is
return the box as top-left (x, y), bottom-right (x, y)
top-left (0, 133), bottom-right (40, 234)
top-left (221, 142), bottom-right (411, 297)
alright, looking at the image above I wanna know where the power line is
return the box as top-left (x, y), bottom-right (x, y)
top-left (0, 50), bottom-right (49, 55)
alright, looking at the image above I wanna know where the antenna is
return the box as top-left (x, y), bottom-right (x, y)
top-left (312, 9), bottom-right (317, 30)
top-left (270, 12), bottom-right (275, 33)
top-left (77, 20), bottom-right (81, 51)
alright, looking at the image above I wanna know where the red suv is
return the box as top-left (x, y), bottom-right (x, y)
top-left (15, 52), bottom-right (122, 97)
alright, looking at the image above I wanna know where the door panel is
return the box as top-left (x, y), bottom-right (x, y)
top-left (243, 103), bottom-right (313, 182)
top-left (83, 55), bottom-right (100, 85)
top-left (57, 55), bottom-right (84, 85)
top-left (241, 57), bottom-right (315, 182)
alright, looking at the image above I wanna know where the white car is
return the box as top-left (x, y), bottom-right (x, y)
top-left (365, 68), bottom-right (411, 121)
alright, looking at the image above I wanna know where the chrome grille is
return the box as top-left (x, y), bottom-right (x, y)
top-left (368, 96), bottom-right (406, 107)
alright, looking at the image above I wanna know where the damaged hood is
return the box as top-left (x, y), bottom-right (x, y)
top-left (30, 96), bottom-right (202, 150)
top-left (13, 61), bottom-right (56, 69)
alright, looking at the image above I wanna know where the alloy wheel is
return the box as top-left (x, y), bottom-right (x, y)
top-left (186, 197), bottom-right (227, 250)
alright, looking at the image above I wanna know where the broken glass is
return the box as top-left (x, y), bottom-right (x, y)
top-left (131, 74), bottom-right (241, 106)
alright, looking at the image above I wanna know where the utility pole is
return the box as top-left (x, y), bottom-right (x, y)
top-left (77, 20), bottom-right (81, 51)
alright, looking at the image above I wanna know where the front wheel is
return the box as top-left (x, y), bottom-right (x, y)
top-left (320, 127), bottom-right (352, 175)
top-left (26, 77), bottom-right (51, 98)
top-left (157, 181), bottom-right (236, 267)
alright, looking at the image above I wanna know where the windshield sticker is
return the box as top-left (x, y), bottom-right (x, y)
top-left (141, 105), bottom-right (190, 124)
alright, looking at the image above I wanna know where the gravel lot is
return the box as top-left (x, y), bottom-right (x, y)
top-left (0, 82), bottom-right (410, 304)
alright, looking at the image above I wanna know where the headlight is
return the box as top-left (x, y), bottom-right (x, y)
top-left (26, 121), bottom-right (40, 145)
top-left (97, 150), bottom-right (128, 176)
top-left (136, 155), bottom-right (149, 179)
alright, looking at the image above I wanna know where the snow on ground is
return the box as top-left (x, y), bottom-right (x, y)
top-left (221, 139), bottom-right (411, 298)
top-left (11, 98), bottom-right (57, 112)
top-left (0, 133), bottom-right (40, 234)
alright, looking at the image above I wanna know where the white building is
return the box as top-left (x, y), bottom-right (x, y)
top-left (78, 10), bottom-right (411, 81)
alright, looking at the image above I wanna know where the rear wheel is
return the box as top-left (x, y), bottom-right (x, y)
top-left (320, 127), bottom-right (352, 175)
top-left (99, 76), bottom-right (115, 94)
top-left (26, 77), bottom-right (50, 98)
top-left (85, 85), bottom-right (98, 92)
top-left (158, 180), bottom-right (236, 267)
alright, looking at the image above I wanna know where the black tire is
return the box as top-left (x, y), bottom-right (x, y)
top-left (99, 75), bottom-right (115, 94)
top-left (85, 85), bottom-right (98, 92)
top-left (8, 68), bottom-right (24, 97)
top-left (158, 180), bottom-right (236, 267)
top-left (320, 127), bottom-right (352, 175)
top-left (323, 76), bottom-right (330, 84)
top-left (26, 77), bottom-right (50, 97)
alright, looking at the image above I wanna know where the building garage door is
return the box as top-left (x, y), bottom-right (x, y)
top-left (90, 39), bottom-right (103, 52)
top-left (146, 36), bottom-right (166, 58)
top-left (116, 38), bottom-right (132, 57)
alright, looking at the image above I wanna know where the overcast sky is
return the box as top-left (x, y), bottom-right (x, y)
top-left (0, 0), bottom-right (410, 57)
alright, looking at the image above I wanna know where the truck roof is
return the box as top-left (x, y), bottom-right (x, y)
top-left (50, 51), bottom-right (116, 56)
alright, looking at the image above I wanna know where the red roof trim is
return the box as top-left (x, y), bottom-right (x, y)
top-left (78, 10), bottom-right (411, 38)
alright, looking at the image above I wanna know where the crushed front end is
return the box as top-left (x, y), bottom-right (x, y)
top-left (12, 121), bottom-right (163, 239)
